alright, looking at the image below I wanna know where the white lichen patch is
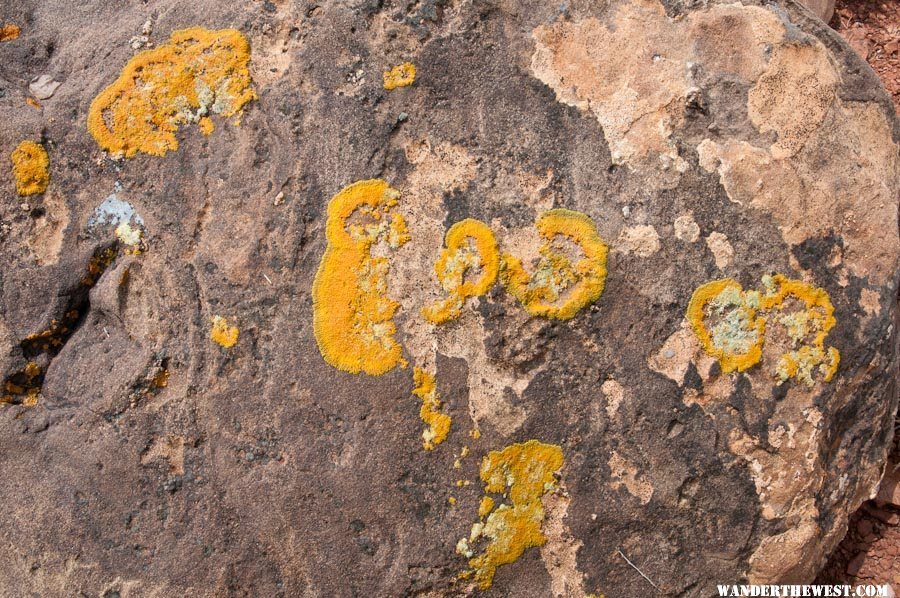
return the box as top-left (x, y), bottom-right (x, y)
top-left (87, 191), bottom-right (146, 232)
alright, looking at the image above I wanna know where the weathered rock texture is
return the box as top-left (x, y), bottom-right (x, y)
top-left (0, 0), bottom-right (897, 596)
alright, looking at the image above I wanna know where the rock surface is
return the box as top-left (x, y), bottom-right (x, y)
top-left (0, 0), bottom-right (898, 596)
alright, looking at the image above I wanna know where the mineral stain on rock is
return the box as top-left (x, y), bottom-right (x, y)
top-left (87, 27), bottom-right (257, 158)
top-left (10, 140), bottom-right (49, 196)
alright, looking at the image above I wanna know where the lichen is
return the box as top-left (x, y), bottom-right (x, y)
top-left (760, 275), bottom-right (840, 386)
top-left (459, 440), bottom-right (565, 590)
top-left (211, 315), bottom-right (239, 348)
top-left (0, 24), bottom-right (19, 42)
top-left (1, 362), bottom-right (41, 407)
top-left (423, 219), bottom-right (499, 324)
top-left (10, 140), bottom-right (49, 196)
top-left (87, 27), bottom-right (257, 158)
top-left (312, 179), bottom-right (410, 375)
top-left (115, 222), bottom-right (145, 254)
top-left (502, 209), bottom-right (608, 319)
top-left (687, 275), bottom-right (840, 385)
top-left (411, 367), bottom-right (451, 450)
top-left (383, 62), bottom-right (416, 90)
top-left (687, 279), bottom-right (765, 373)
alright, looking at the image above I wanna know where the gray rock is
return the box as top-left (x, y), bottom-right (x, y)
top-left (0, 0), bottom-right (897, 595)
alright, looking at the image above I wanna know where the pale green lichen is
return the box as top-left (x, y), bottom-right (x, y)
top-left (688, 275), bottom-right (840, 386)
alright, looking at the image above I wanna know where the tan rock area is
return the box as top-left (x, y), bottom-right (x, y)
top-left (0, 0), bottom-right (896, 595)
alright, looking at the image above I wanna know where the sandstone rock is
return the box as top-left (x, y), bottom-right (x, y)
top-left (875, 460), bottom-right (900, 507)
top-left (0, 0), bottom-right (897, 596)
top-left (798, 0), bottom-right (835, 23)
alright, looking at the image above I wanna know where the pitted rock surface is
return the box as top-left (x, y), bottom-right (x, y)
top-left (0, 0), bottom-right (897, 596)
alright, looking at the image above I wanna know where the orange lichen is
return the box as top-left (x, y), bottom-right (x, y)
top-left (423, 219), bottom-right (499, 324)
top-left (10, 140), bottom-right (49, 196)
top-left (87, 27), bottom-right (256, 158)
top-left (383, 62), bottom-right (416, 90)
top-left (0, 24), bottom-right (20, 42)
top-left (760, 275), bottom-right (840, 385)
top-left (211, 315), bottom-right (239, 348)
top-left (502, 209), bottom-right (608, 319)
top-left (151, 368), bottom-right (170, 389)
top-left (687, 279), bottom-right (765, 373)
top-left (1, 362), bottom-right (41, 407)
top-left (412, 367), bottom-right (451, 450)
top-left (458, 440), bottom-right (565, 590)
top-left (687, 275), bottom-right (840, 385)
top-left (312, 179), bottom-right (410, 375)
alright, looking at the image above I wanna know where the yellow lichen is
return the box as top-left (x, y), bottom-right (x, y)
top-left (478, 496), bottom-right (494, 520)
top-left (312, 179), bottom-right (410, 375)
top-left (423, 219), bottom-right (499, 324)
top-left (687, 279), bottom-right (765, 373)
top-left (211, 315), bottom-right (239, 348)
top-left (502, 209), bottom-right (608, 319)
top-left (87, 27), bottom-right (257, 158)
top-left (687, 275), bottom-right (840, 385)
top-left (115, 222), bottom-right (144, 254)
top-left (0, 24), bottom-right (20, 42)
top-left (1, 361), bottom-right (42, 407)
top-left (761, 275), bottom-right (840, 386)
top-left (460, 440), bottom-right (565, 590)
top-left (383, 62), bottom-right (416, 90)
top-left (10, 140), bottom-right (49, 196)
top-left (412, 367), bottom-right (451, 450)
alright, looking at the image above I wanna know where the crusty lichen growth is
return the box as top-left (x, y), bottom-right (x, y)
top-left (411, 368), bottom-right (451, 450)
top-left (687, 279), bottom-right (765, 373)
top-left (87, 27), bottom-right (257, 158)
top-left (312, 180), bottom-right (410, 375)
top-left (10, 140), bottom-right (49, 196)
top-left (211, 315), bottom-right (239, 349)
top-left (761, 275), bottom-right (840, 385)
top-left (423, 219), bottom-right (499, 324)
top-left (502, 209), bottom-right (608, 319)
top-left (383, 62), bottom-right (416, 90)
top-left (1, 362), bottom-right (42, 407)
top-left (0, 24), bottom-right (20, 42)
top-left (458, 440), bottom-right (564, 590)
top-left (688, 275), bottom-right (840, 385)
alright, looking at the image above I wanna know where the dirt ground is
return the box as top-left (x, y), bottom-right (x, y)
top-left (830, 0), bottom-right (900, 111)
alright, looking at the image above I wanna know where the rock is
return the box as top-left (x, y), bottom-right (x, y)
top-left (0, 0), bottom-right (897, 596)
top-left (846, 553), bottom-right (866, 577)
top-left (875, 461), bottom-right (900, 507)
top-left (797, 0), bottom-right (835, 22)
top-left (27, 74), bottom-right (60, 100)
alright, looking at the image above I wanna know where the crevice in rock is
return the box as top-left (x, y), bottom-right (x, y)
top-left (1, 243), bottom-right (118, 406)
